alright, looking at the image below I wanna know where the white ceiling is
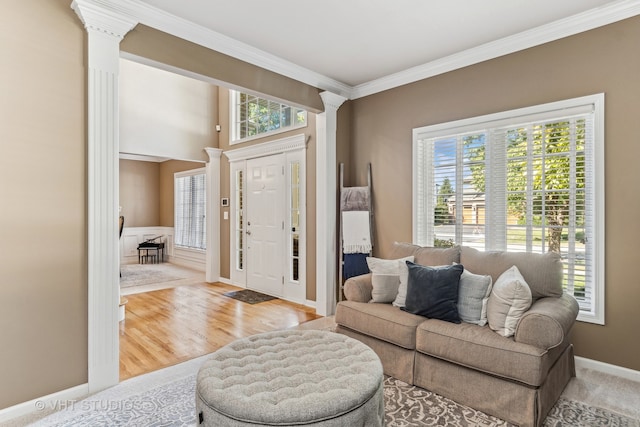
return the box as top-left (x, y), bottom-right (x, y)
top-left (137, 0), bottom-right (627, 91)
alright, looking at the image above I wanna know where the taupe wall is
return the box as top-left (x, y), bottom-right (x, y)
top-left (3, 0), bottom-right (638, 414)
top-left (159, 160), bottom-right (206, 227)
top-left (0, 0), bottom-right (87, 409)
top-left (119, 160), bottom-right (160, 227)
top-left (348, 17), bottom-right (640, 371)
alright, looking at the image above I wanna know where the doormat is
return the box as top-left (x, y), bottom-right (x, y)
top-left (223, 289), bottom-right (278, 304)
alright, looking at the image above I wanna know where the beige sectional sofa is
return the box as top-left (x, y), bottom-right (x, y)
top-left (335, 243), bottom-right (579, 427)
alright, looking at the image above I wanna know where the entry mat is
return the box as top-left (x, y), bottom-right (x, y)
top-left (223, 289), bottom-right (278, 304)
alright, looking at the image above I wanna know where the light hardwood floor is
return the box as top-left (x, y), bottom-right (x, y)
top-left (119, 282), bottom-right (321, 380)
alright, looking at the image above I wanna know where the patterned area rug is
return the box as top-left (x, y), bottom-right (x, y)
top-left (120, 263), bottom-right (200, 288)
top-left (223, 289), bottom-right (278, 304)
top-left (31, 360), bottom-right (639, 427)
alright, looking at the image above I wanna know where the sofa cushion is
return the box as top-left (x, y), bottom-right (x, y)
top-left (366, 256), bottom-right (414, 303)
top-left (390, 242), bottom-right (460, 266)
top-left (460, 246), bottom-right (563, 299)
top-left (402, 262), bottom-right (463, 323)
top-left (390, 243), bottom-right (460, 307)
top-left (415, 319), bottom-right (557, 387)
top-left (335, 301), bottom-right (426, 350)
top-left (487, 266), bottom-right (532, 337)
top-left (457, 268), bottom-right (493, 326)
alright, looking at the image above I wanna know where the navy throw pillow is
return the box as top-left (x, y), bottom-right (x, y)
top-left (402, 261), bottom-right (463, 323)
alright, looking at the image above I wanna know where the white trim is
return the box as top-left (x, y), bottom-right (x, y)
top-left (72, 0), bottom-right (137, 395)
top-left (413, 94), bottom-right (605, 324)
top-left (217, 276), bottom-right (234, 286)
top-left (315, 92), bottom-right (347, 316)
top-left (351, 1), bottom-right (640, 99)
top-left (0, 384), bottom-right (89, 423)
top-left (575, 356), bottom-right (640, 383)
top-left (74, 0), bottom-right (640, 101)
top-left (205, 148), bottom-right (222, 283)
top-left (224, 133), bottom-right (308, 163)
top-left (81, 0), bottom-right (351, 97)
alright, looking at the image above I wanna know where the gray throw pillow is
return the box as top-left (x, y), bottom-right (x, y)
top-left (402, 262), bottom-right (463, 323)
top-left (457, 268), bottom-right (493, 326)
top-left (366, 256), bottom-right (414, 303)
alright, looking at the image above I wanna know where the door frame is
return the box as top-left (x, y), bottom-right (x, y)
top-left (225, 133), bottom-right (308, 304)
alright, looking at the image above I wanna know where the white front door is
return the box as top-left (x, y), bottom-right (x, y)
top-left (246, 154), bottom-right (285, 296)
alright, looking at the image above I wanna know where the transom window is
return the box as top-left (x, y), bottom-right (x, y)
top-left (230, 90), bottom-right (307, 143)
top-left (413, 94), bottom-right (604, 324)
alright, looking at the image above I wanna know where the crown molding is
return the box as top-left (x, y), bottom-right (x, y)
top-left (71, 0), bottom-right (137, 39)
top-left (80, 0), bottom-right (351, 98)
top-left (351, 0), bottom-right (640, 99)
top-left (224, 134), bottom-right (308, 163)
top-left (73, 0), bottom-right (640, 101)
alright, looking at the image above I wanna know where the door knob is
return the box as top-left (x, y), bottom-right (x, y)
top-left (246, 230), bottom-right (251, 235)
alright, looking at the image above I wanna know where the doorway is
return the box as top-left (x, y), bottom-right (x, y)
top-left (227, 134), bottom-right (307, 305)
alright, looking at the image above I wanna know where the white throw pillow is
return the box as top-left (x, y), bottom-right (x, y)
top-left (457, 268), bottom-right (493, 326)
top-left (366, 256), bottom-right (414, 303)
top-left (487, 265), bottom-right (532, 337)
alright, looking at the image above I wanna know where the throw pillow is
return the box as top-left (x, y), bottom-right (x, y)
top-left (487, 265), bottom-right (532, 337)
top-left (402, 262), bottom-right (463, 323)
top-left (457, 267), bottom-right (493, 326)
top-left (366, 256), bottom-right (414, 303)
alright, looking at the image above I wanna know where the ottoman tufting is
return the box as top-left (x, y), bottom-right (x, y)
top-left (196, 329), bottom-right (385, 426)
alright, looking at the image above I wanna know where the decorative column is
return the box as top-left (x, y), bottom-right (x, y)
top-left (72, 0), bottom-right (137, 393)
top-left (205, 148), bottom-right (223, 283)
top-left (316, 92), bottom-right (347, 316)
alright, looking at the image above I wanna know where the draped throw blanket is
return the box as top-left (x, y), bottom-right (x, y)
top-left (342, 211), bottom-right (372, 254)
top-left (341, 186), bottom-right (370, 211)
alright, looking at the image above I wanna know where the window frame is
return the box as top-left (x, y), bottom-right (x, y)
top-left (412, 94), bottom-right (605, 324)
top-left (229, 90), bottom-right (307, 144)
top-left (174, 167), bottom-right (207, 251)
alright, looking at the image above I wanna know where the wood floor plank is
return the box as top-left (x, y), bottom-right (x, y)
top-left (119, 282), bottom-right (321, 380)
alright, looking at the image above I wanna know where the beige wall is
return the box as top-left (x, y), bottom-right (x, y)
top-left (3, 0), bottom-right (638, 414)
top-left (120, 58), bottom-right (219, 163)
top-left (119, 160), bottom-right (160, 227)
top-left (159, 160), bottom-right (206, 227)
top-left (348, 16), bottom-right (640, 371)
top-left (0, 0), bottom-right (87, 409)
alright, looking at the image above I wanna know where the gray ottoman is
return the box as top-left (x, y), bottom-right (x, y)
top-left (196, 329), bottom-right (384, 426)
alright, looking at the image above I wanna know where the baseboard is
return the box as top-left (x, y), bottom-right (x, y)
top-left (305, 299), bottom-right (316, 309)
top-left (217, 277), bottom-right (233, 285)
top-left (0, 383), bottom-right (89, 423)
top-left (575, 356), bottom-right (640, 383)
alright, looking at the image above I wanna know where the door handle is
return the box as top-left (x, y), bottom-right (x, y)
top-left (246, 230), bottom-right (251, 235)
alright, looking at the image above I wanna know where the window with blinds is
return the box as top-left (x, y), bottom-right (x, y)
top-left (230, 90), bottom-right (307, 143)
top-left (174, 169), bottom-right (207, 250)
top-left (413, 94), bottom-right (604, 324)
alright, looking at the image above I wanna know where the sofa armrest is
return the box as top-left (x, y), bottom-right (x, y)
top-left (515, 293), bottom-right (579, 349)
top-left (343, 273), bottom-right (373, 303)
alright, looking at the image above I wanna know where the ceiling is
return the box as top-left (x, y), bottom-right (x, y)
top-left (136, 0), bottom-right (626, 91)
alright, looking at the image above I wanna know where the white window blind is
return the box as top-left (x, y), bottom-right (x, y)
top-left (413, 94), bottom-right (604, 324)
top-left (174, 170), bottom-right (206, 250)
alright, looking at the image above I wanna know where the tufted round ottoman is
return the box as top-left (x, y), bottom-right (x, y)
top-left (196, 329), bottom-right (384, 426)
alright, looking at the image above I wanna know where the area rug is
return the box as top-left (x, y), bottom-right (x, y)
top-left (30, 358), bottom-right (639, 427)
top-left (223, 289), bottom-right (277, 304)
top-left (120, 263), bottom-right (200, 289)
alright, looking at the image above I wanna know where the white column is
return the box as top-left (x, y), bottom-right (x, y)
top-left (205, 148), bottom-right (223, 283)
top-left (72, 0), bottom-right (137, 393)
top-left (316, 92), bottom-right (347, 316)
